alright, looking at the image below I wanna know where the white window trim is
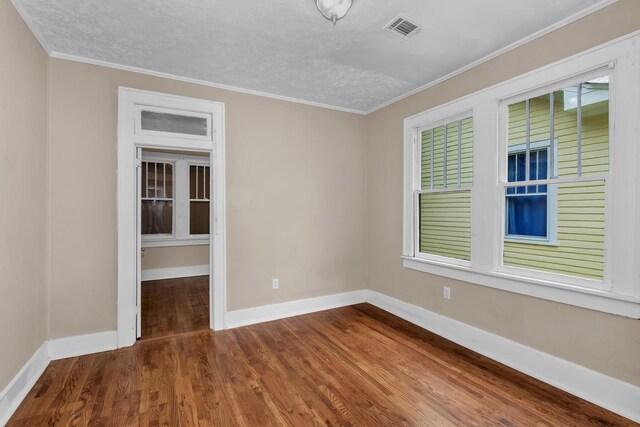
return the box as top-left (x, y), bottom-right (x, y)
top-left (504, 139), bottom-right (558, 246)
top-left (140, 151), bottom-right (210, 248)
top-left (402, 32), bottom-right (640, 319)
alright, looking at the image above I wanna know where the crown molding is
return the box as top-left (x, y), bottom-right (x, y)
top-left (49, 51), bottom-right (367, 115)
top-left (11, 0), bottom-right (619, 116)
top-left (364, 0), bottom-right (619, 115)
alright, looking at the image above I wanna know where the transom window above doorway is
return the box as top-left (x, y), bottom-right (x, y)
top-left (135, 105), bottom-right (213, 141)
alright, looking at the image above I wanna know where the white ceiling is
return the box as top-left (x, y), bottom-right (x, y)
top-left (14, 0), bottom-right (607, 113)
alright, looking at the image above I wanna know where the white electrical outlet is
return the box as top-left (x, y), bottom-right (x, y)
top-left (272, 278), bottom-right (279, 289)
top-left (443, 286), bottom-right (451, 300)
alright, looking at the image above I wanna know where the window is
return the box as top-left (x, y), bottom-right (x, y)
top-left (417, 115), bottom-right (473, 262)
top-left (506, 146), bottom-right (550, 239)
top-left (403, 34), bottom-right (640, 318)
top-left (135, 105), bottom-right (212, 141)
top-left (141, 152), bottom-right (210, 246)
top-left (189, 165), bottom-right (210, 235)
top-left (141, 161), bottom-right (174, 235)
top-left (141, 111), bottom-right (208, 136)
top-left (502, 74), bottom-right (609, 281)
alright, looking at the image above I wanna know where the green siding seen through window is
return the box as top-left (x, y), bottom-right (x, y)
top-left (421, 117), bottom-right (473, 190)
top-left (419, 191), bottom-right (471, 260)
top-left (419, 116), bottom-right (473, 260)
top-left (503, 76), bottom-right (609, 280)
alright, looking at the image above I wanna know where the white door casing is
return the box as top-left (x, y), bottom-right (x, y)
top-left (136, 147), bottom-right (142, 338)
top-left (117, 87), bottom-right (226, 347)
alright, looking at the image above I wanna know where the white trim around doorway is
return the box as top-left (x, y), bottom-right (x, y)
top-left (117, 87), bottom-right (226, 347)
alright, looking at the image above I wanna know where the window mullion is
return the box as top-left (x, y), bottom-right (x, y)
top-left (577, 83), bottom-right (583, 176)
top-left (154, 162), bottom-right (158, 198)
top-left (145, 162), bottom-right (149, 197)
top-left (457, 120), bottom-right (462, 188)
top-left (525, 99), bottom-right (530, 183)
top-left (549, 91), bottom-right (556, 179)
top-left (430, 128), bottom-right (434, 190)
top-left (178, 160), bottom-right (187, 239)
top-left (535, 150), bottom-right (539, 182)
top-left (443, 125), bottom-right (448, 187)
top-left (501, 175), bottom-right (606, 187)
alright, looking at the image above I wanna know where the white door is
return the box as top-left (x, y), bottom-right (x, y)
top-left (136, 147), bottom-right (143, 338)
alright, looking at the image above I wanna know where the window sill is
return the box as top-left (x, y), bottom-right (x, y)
top-left (142, 238), bottom-right (209, 248)
top-left (402, 256), bottom-right (640, 319)
top-left (504, 237), bottom-right (559, 247)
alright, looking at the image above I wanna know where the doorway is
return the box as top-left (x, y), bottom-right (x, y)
top-left (138, 148), bottom-right (211, 339)
top-left (117, 88), bottom-right (226, 348)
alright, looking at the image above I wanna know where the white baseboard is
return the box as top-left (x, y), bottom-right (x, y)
top-left (0, 330), bottom-right (118, 425)
top-left (226, 289), bottom-right (367, 329)
top-left (48, 331), bottom-right (118, 361)
top-left (0, 343), bottom-right (49, 426)
top-left (365, 290), bottom-right (640, 423)
top-left (2, 290), bottom-right (638, 424)
top-left (141, 264), bottom-right (209, 281)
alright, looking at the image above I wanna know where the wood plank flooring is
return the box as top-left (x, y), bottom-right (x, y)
top-left (8, 304), bottom-right (637, 426)
top-left (141, 275), bottom-right (209, 339)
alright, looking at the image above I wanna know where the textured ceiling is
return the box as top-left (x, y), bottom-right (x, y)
top-left (14, 0), bottom-right (605, 112)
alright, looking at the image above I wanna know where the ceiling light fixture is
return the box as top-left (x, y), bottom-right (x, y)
top-left (315, 0), bottom-right (352, 26)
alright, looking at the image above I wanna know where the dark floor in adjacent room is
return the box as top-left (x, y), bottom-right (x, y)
top-left (7, 304), bottom-right (637, 426)
top-left (141, 275), bottom-right (210, 340)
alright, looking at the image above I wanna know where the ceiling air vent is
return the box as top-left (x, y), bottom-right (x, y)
top-left (385, 15), bottom-right (421, 38)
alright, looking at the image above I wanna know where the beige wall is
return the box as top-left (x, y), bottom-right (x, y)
top-left (141, 245), bottom-right (209, 270)
top-left (48, 59), bottom-right (367, 338)
top-left (3, 0), bottom-right (639, 398)
top-left (0, 0), bottom-right (47, 390)
top-left (365, 0), bottom-right (640, 387)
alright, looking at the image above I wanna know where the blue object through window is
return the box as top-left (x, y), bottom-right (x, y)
top-left (506, 148), bottom-right (548, 238)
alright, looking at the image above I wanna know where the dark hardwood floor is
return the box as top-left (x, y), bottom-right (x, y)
top-left (8, 304), bottom-right (637, 426)
top-left (141, 275), bottom-right (209, 339)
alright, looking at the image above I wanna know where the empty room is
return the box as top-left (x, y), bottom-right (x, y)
top-left (1, 0), bottom-right (639, 425)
